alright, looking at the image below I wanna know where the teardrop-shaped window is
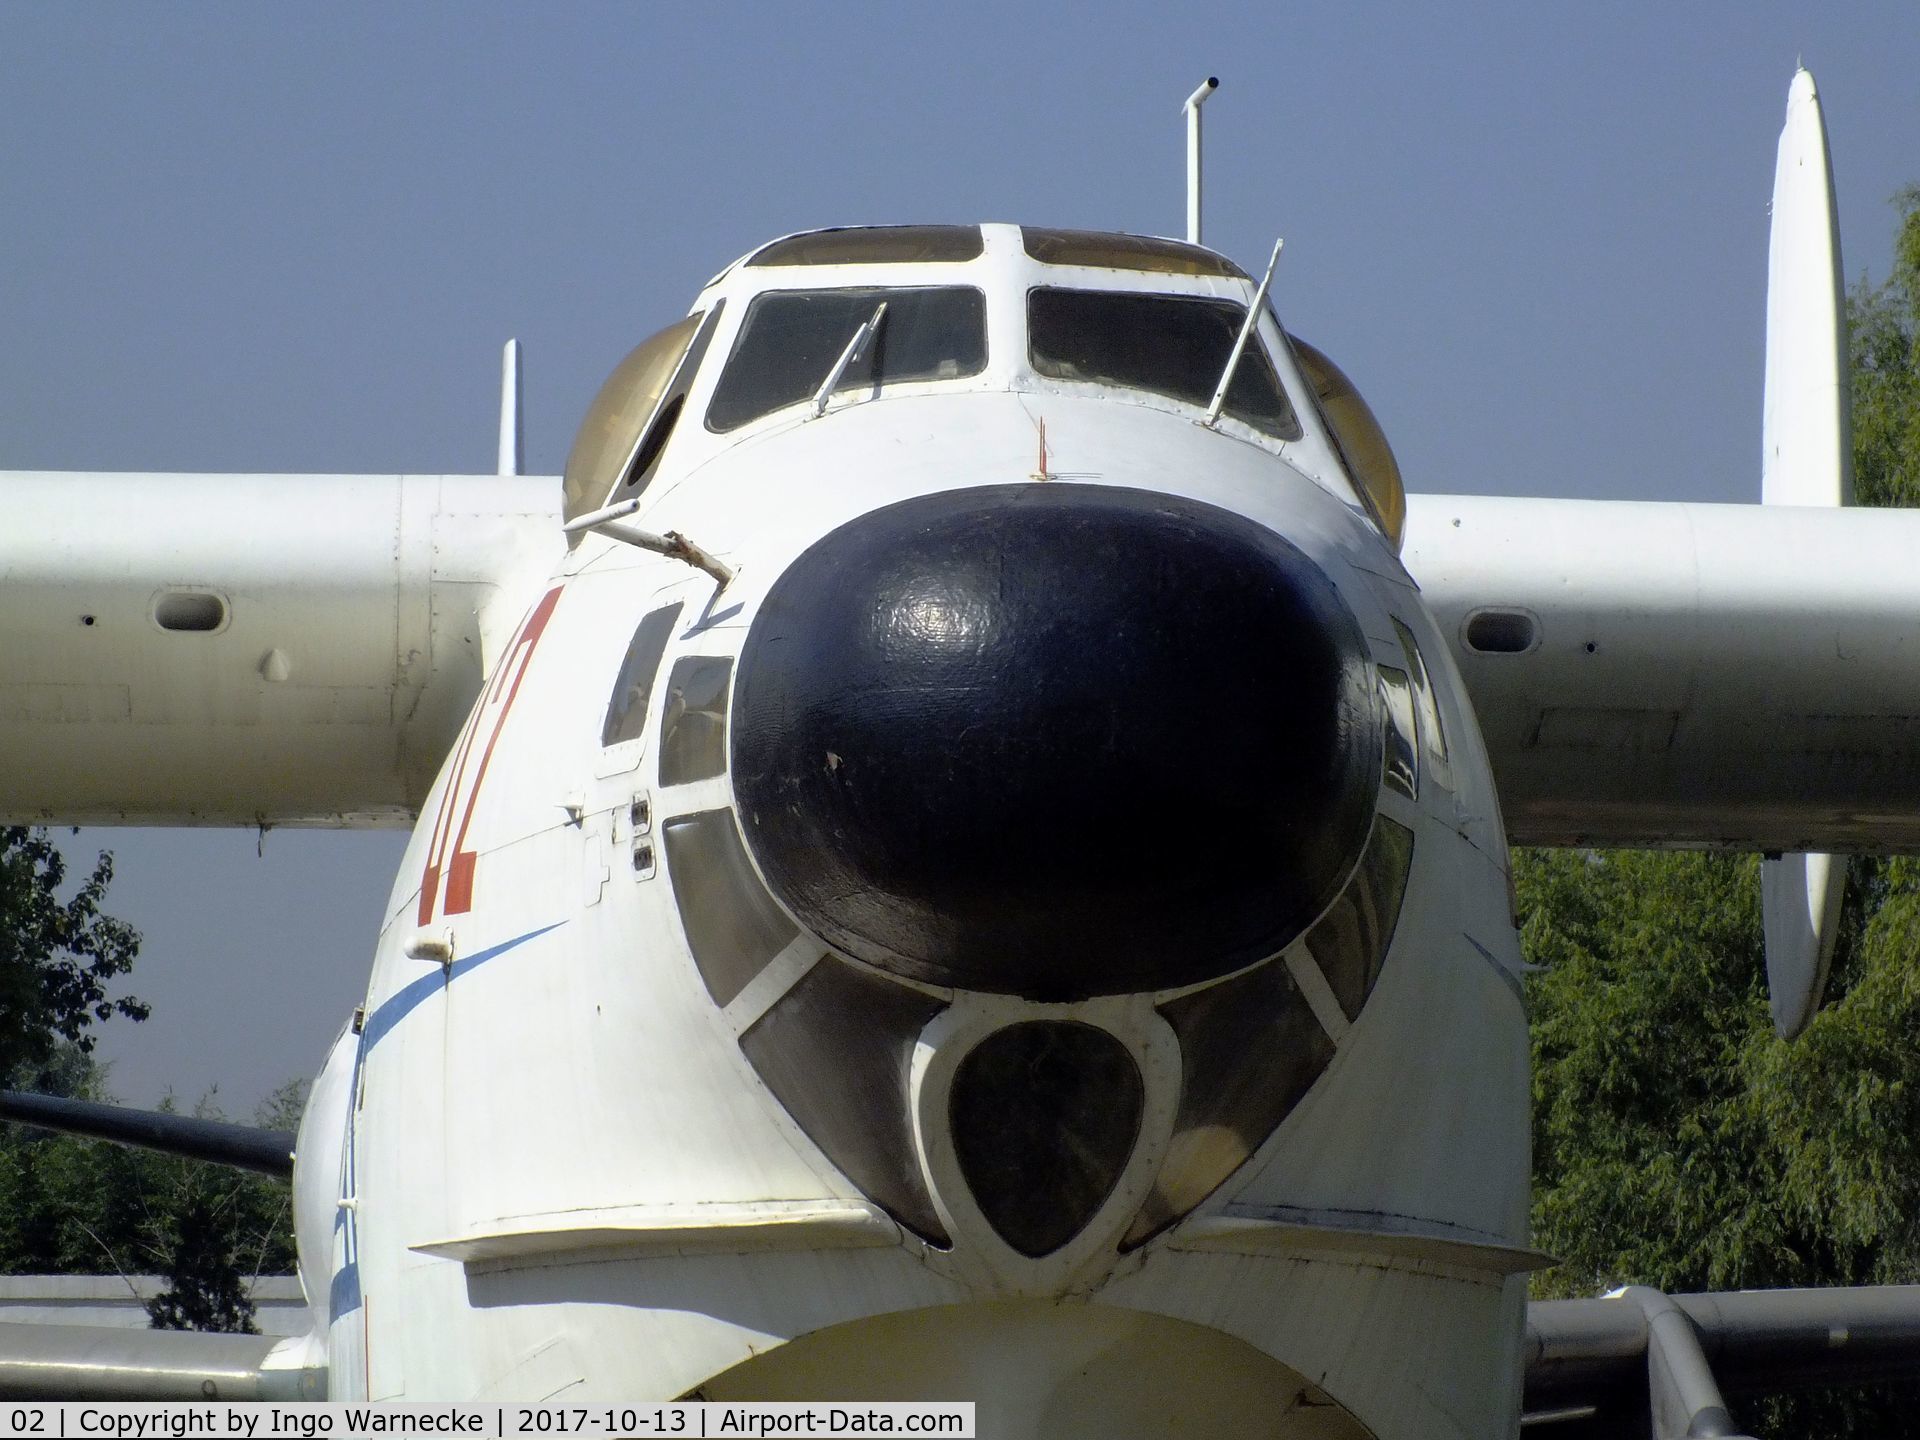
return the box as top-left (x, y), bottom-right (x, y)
top-left (561, 304), bottom-right (724, 531)
top-left (1289, 336), bottom-right (1406, 551)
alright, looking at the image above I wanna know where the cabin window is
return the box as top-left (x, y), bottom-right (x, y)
top-left (1305, 817), bottom-right (1415, 1024)
top-left (1287, 334), bottom-right (1407, 550)
top-left (950, 1021), bottom-right (1144, 1258)
top-left (1393, 616), bottom-right (1451, 783)
top-left (659, 656), bottom-right (734, 785)
top-left (601, 603), bottom-right (682, 748)
top-left (1126, 815), bottom-right (1412, 1249)
top-left (1378, 667), bottom-right (1418, 800)
top-left (1027, 288), bottom-right (1303, 440)
top-left (1131, 957), bottom-right (1333, 1249)
top-left (562, 305), bottom-right (725, 528)
top-left (706, 286), bottom-right (988, 432)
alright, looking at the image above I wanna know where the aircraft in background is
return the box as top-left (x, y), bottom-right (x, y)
top-left (5, 71), bottom-right (1920, 1438)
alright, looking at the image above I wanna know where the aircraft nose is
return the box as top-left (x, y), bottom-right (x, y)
top-left (731, 483), bottom-right (1380, 1000)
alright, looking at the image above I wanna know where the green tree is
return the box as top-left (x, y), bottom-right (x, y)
top-left (0, 827), bottom-right (146, 1084)
top-left (1525, 851), bottom-right (1920, 1288)
top-left (0, 828), bottom-right (299, 1332)
top-left (0, 1081), bottom-right (302, 1333)
top-left (141, 1083), bottom-right (304, 1333)
top-left (1850, 186), bottom-right (1920, 508)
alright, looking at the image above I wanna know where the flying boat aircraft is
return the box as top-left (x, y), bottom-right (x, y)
top-left (6, 70), bottom-right (1920, 1439)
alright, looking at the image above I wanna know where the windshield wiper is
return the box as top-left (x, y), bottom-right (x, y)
top-left (811, 300), bottom-right (890, 417)
top-left (1204, 237), bottom-right (1284, 428)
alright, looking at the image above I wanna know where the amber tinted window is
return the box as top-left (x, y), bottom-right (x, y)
top-left (601, 604), bottom-right (683, 748)
top-left (659, 656), bottom-right (732, 786)
top-left (1288, 334), bottom-right (1406, 550)
top-left (748, 226), bottom-right (983, 267)
top-left (563, 307), bottom-right (722, 525)
top-left (706, 287), bottom-right (987, 432)
top-left (1029, 289), bottom-right (1302, 440)
top-left (1022, 228), bottom-right (1249, 279)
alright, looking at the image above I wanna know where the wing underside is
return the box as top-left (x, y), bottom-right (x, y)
top-left (0, 471), bottom-right (558, 826)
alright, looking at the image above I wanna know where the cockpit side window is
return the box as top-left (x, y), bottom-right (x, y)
top-left (705, 287), bottom-right (987, 433)
top-left (1027, 289), bottom-right (1303, 441)
top-left (563, 305), bottom-right (725, 533)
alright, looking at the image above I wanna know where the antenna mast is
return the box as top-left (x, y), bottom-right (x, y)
top-left (497, 338), bottom-right (524, 477)
top-left (1184, 76), bottom-right (1219, 245)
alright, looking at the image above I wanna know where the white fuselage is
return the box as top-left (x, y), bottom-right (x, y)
top-left (297, 227), bottom-right (1533, 1439)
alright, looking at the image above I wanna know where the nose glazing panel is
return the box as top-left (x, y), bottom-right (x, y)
top-left (949, 1021), bottom-right (1144, 1258)
top-left (741, 956), bottom-right (950, 1245)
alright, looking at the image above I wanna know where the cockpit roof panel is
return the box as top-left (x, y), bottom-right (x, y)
top-left (746, 226), bottom-right (985, 267)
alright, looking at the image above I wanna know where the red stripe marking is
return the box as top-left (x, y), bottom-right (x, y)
top-left (417, 703), bottom-right (485, 926)
top-left (418, 691), bottom-right (489, 924)
top-left (415, 586), bottom-right (563, 923)
top-left (444, 586), bottom-right (563, 916)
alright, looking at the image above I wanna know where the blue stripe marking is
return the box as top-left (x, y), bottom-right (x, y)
top-left (327, 920), bottom-right (564, 1319)
top-left (361, 922), bottom-right (566, 1052)
top-left (330, 1258), bottom-right (362, 1319)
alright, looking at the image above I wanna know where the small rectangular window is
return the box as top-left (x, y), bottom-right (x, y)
top-left (706, 287), bottom-right (987, 432)
top-left (1392, 616), bottom-right (1450, 775)
top-left (1028, 288), bottom-right (1302, 440)
top-left (1378, 667), bottom-right (1418, 801)
top-left (659, 656), bottom-right (733, 785)
top-left (601, 604), bottom-right (683, 748)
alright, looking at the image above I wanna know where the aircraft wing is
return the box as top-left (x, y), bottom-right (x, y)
top-left (1403, 493), bottom-right (1920, 854)
top-left (0, 471), bottom-right (559, 827)
top-left (14, 467), bottom-right (1917, 851)
top-left (1524, 1285), bottom-right (1920, 1433)
top-left (0, 1324), bottom-right (323, 1401)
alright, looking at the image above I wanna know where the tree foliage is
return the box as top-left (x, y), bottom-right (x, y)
top-left (0, 1079), bottom-right (302, 1333)
top-left (0, 827), bottom-right (146, 1082)
top-left (1525, 852), bottom-right (1920, 1296)
top-left (0, 828), bottom-right (299, 1332)
top-left (1851, 186), bottom-right (1920, 508)
top-left (1522, 186), bottom-right (1920, 1436)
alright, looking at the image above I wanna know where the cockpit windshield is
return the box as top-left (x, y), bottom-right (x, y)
top-left (1028, 288), bottom-right (1302, 441)
top-left (706, 286), bottom-right (987, 432)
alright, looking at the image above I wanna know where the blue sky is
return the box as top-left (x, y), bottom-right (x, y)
top-left (3, 3), bottom-right (1916, 1111)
